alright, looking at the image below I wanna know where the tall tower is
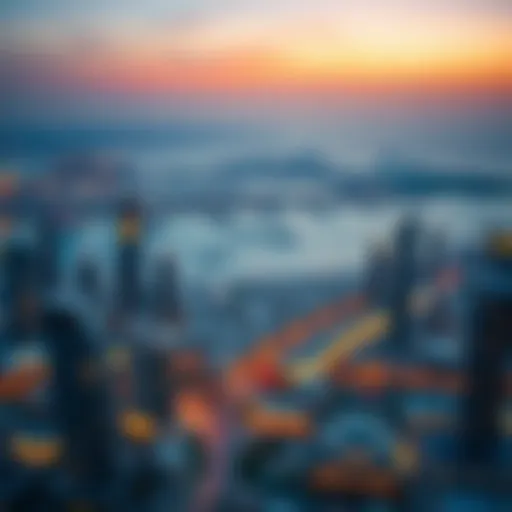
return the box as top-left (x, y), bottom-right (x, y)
top-left (44, 307), bottom-right (117, 489)
top-left (461, 231), bottom-right (512, 468)
top-left (136, 256), bottom-right (184, 425)
top-left (150, 256), bottom-right (182, 323)
top-left (116, 198), bottom-right (143, 317)
top-left (136, 345), bottom-right (171, 424)
top-left (387, 217), bottom-right (419, 438)
top-left (2, 243), bottom-right (32, 310)
top-left (365, 242), bottom-right (393, 307)
top-left (1, 242), bottom-right (39, 335)
top-left (389, 217), bottom-right (418, 358)
top-left (36, 209), bottom-right (62, 293)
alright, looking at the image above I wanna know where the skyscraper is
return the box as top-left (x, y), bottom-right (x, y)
top-left (389, 217), bottom-right (418, 358)
top-left (150, 256), bottom-right (182, 324)
top-left (2, 244), bottom-right (32, 306)
top-left (387, 218), bottom-right (419, 437)
top-left (1, 242), bottom-right (38, 336)
top-left (462, 231), bottom-right (512, 468)
top-left (136, 344), bottom-right (171, 424)
top-left (116, 198), bottom-right (143, 317)
top-left (44, 307), bottom-right (117, 490)
top-left (36, 210), bottom-right (62, 293)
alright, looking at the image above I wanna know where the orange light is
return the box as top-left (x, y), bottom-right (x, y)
top-left (119, 410), bottom-right (157, 443)
top-left (9, 435), bottom-right (63, 468)
top-left (309, 463), bottom-right (400, 497)
top-left (353, 362), bottom-right (391, 393)
top-left (175, 391), bottom-right (216, 437)
top-left (244, 407), bottom-right (312, 438)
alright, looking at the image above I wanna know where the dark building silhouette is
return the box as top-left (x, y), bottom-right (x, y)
top-left (462, 232), bottom-right (512, 468)
top-left (150, 256), bottom-right (182, 323)
top-left (424, 295), bottom-right (452, 337)
top-left (2, 243), bottom-right (33, 307)
top-left (1, 242), bottom-right (40, 336)
top-left (43, 307), bottom-right (117, 492)
top-left (37, 211), bottom-right (62, 292)
top-left (384, 217), bottom-right (420, 435)
top-left (389, 217), bottom-right (418, 358)
top-left (365, 243), bottom-right (393, 307)
top-left (426, 229), bottom-right (447, 279)
top-left (133, 255), bottom-right (184, 425)
top-left (116, 198), bottom-right (143, 317)
top-left (136, 344), bottom-right (171, 424)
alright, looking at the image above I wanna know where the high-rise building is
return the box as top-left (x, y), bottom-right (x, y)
top-left (150, 256), bottom-right (182, 324)
top-left (135, 344), bottom-right (171, 424)
top-left (461, 231), bottom-right (512, 468)
top-left (386, 218), bottom-right (419, 436)
top-left (116, 198), bottom-right (143, 317)
top-left (2, 243), bottom-right (32, 306)
top-left (1, 243), bottom-right (39, 336)
top-left (389, 217), bottom-right (418, 358)
top-left (36, 210), bottom-right (62, 293)
top-left (365, 242), bottom-right (393, 307)
top-left (43, 307), bottom-right (117, 490)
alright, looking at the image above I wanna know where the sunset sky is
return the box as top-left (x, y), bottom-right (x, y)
top-left (1, 0), bottom-right (511, 168)
top-left (2, 2), bottom-right (510, 96)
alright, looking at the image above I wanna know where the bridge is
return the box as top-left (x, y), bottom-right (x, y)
top-left (228, 267), bottom-right (459, 392)
top-left (223, 266), bottom-right (473, 440)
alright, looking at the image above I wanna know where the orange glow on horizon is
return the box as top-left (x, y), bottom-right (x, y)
top-left (3, 1), bottom-right (511, 102)
top-left (41, 7), bottom-right (511, 99)
top-left (61, 44), bottom-right (512, 98)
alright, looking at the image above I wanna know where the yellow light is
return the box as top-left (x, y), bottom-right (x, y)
top-left (9, 435), bottom-right (63, 468)
top-left (289, 311), bottom-right (389, 384)
top-left (119, 410), bottom-right (157, 443)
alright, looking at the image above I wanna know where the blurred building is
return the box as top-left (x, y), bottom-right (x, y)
top-left (36, 210), bottom-right (62, 293)
top-left (389, 217), bottom-right (419, 358)
top-left (44, 307), bottom-right (117, 489)
top-left (116, 198), bottom-right (143, 317)
top-left (150, 256), bottom-right (183, 324)
top-left (76, 257), bottom-right (101, 303)
top-left (462, 231), bottom-right (512, 469)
